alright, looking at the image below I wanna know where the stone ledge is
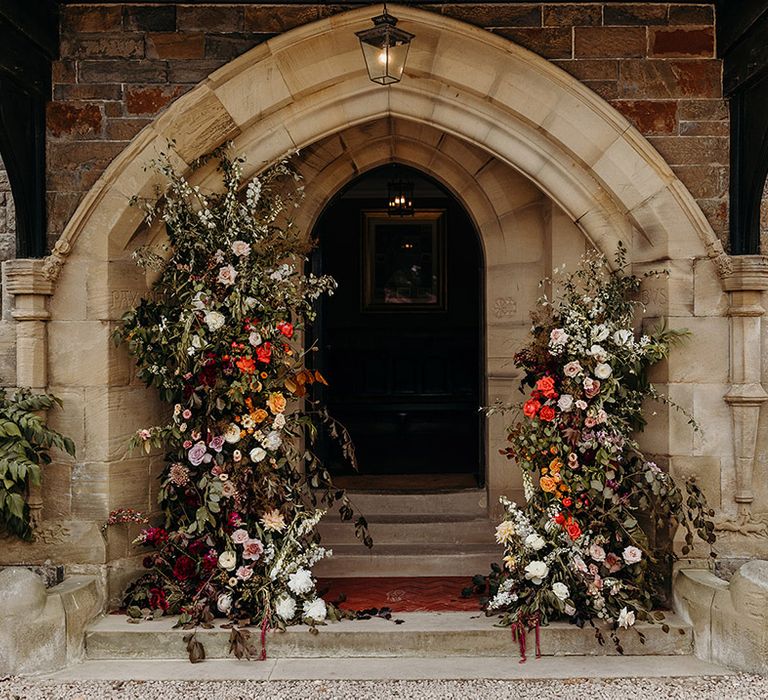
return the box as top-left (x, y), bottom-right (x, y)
top-left (673, 560), bottom-right (768, 674)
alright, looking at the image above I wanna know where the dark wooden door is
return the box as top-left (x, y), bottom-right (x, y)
top-left (312, 182), bottom-right (482, 477)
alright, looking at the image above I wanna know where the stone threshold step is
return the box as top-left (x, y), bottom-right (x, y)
top-left (330, 490), bottom-right (488, 516)
top-left (312, 544), bottom-right (500, 576)
top-left (43, 655), bottom-right (733, 682)
top-left (318, 519), bottom-right (496, 545)
top-left (85, 612), bottom-right (693, 660)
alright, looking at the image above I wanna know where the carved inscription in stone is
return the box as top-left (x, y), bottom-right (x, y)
top-left (493, 297), bottom-right (518, 319)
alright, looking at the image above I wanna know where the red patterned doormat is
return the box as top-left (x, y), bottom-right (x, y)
top-left (317, 577), bottom-right (480, 612)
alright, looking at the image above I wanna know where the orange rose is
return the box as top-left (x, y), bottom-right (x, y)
top-left (566, 520), bottom-right (582, 540)
top-left (236, 357), bottom-right (256, 374)
top-left (549, 457), bottom-right (563, 473)
top-left (535, 376), bottom-right (557, 398)
top-left (539, 405), bottom-right (556, 422)
top-left (252, 408), bottom-right (268, 423)
top-left (267, 392), bottom-right (287, 414)
top-left (540, 476), bottom-right (557, 493)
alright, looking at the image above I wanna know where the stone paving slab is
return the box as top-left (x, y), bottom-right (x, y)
top-left (85, 612), bottom-right (694, 659)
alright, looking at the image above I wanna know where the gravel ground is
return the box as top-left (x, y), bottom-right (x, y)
top-left (2, 675), bottom-right (768, 700)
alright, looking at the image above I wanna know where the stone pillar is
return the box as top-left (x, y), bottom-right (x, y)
top-left (3, 259), bottom-right (55, 527)
top-left (720, 256), bottom-right (768, 534)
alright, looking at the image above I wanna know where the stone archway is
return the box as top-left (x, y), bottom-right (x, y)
top-left (34, 4), bottom-right (734, 597)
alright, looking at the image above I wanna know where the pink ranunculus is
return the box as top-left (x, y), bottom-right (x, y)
top-left (242, 538), bottom-right (264, 561)
top-left (208, 435), bottom-right (225, 453)
top-left (563, 361), bottom-right (583, 377)
top-left (231, 528), bottom-right (250, 545)
top-left (584, 417), bottom-right (597, 428)
top-left (187, 441), bottom-right (208, 467)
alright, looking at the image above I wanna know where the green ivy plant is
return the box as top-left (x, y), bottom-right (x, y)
top-left (0, 388), bottom-right (76, 539)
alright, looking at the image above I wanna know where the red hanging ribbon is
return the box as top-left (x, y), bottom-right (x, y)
top-left (534, 615), bottom-right (542, 659)
top-left (511, 620), bottom-right (527, 663)
top-left (259, 611), bottom-right (270, 661)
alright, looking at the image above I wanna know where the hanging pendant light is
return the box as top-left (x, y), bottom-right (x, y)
top-left (356, 3), bottom-right (415, 86)
top-left (387, 177), bottom-right (414, 216)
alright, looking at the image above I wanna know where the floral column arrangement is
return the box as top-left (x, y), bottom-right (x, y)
top-left (116, 149), bottom-right (364, 630)
top-left (486, 248), bottom-right (715, 654)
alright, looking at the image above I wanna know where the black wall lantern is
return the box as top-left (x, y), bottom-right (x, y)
top-left (387, 178), bottom-right (414, 216)
top-left (356, 4), bottom-right (415, 86)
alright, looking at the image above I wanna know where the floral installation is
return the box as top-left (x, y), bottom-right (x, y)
top-left (115, 146), bottom-right (368, 650)
top-left (483, 246), bottom-right (715, 657)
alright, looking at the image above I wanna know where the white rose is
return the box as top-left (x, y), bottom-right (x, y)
top-left (557, 394), bottom-right (573, 412)
top-left (217, 264), bottom-right (238, 286)
top-left (622, 545), bottom-right (643, 564)
top-left (524, 533), bottom-right (546, 551)
top-left (250, 447), bottom-right (267, 463)
top-left (191, 292), bottom-right (206, 311)
top-left (217, 592), bottom-right (233, 613)
top-left (231, 240), bottom-right (251, 257)
top-left (524, 560), bottom-right (549, 585)
top-left (249, 331), bottom-right (262, 347)
top-left (223, 423), bottom-right (241, 444)
top-left (262, 431), bottom-right (282, 451)
top-left (563, 361), bottom-right (582, 377)
top-left (618, 607), bottom-right (636, 629)
top-left (575, 399), bottom-right (588, 410)
top-left (245, 296), bottom-right (257, 309)
top-left (273, 414), bottom-right (286, 430)
top-left (303, 598), bottom-right (327, 623)
top-left (276, 596), bottom-right (297, 621)
top-left (287, 568), bottom-right (314, 595)
top-left (218, 551), bottom-right (237, 571)
top-left (594, 363), bottom-right (612, 379)
top-left (612, 329), bottom-right (634, 347)
top-left (204, 311), bottom-right (225, 332)
top-left (552, 582), bottom-right (569, 601)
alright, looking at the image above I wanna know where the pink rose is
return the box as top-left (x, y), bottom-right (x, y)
top-left (563, 361), bottom-right (582, 377)
top-left (584, 417), bottom-right (597, 428)
top-left (242, 538), bottom-right (264, 561)
top-left (236, 565), bottom-right (253, 581)
top-left (589, 544), bottom-right (606, 562)
top-left (604, 552), bottom-right (623, 573)
top-left (231, 528), bottom-right (250, 545)
top-left (217, 264), bottom-right (238, 286)
top-left (583, 377), bottom-right (601, 398)
top-left (183, 440), bottom-right (193, 449)
top-left (187, 441), bottom-right (208, 466)
top-left (231, 240), bottom-right (251, 257)
top-left (622, 545), bottom-right (643, 564)
top-left (208, 435), bottom-right (225, 453)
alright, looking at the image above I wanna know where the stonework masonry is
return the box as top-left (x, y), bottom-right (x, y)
top-left (44, 2), bottom-right (730, 251)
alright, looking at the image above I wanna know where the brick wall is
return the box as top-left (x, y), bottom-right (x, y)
top-left (45, 2), bottom-right (728, 251)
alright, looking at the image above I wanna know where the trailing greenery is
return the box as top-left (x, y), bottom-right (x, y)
top-left (0, 388), bottom-right (76, 539)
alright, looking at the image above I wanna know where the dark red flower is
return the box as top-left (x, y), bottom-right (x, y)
top-left (202, 549), bottom-right (218, 571)
top-left (172, 555), bottom-right (196, 581)
top-left (562, 497), bottom-right (573, 508)
top-left (149, 587), bottom-right (169, 611)
top-left (143, 527), bottom-right (168, 546)
top-left (188, 539), bottom-right (207, 555)
top-left (554, 513), bottom-right (566, 525)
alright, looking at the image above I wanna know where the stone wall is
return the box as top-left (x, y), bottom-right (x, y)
top-left (48, 2), bottom-right (728, 252)
top-left (762, 179), bottom-right (768, 255)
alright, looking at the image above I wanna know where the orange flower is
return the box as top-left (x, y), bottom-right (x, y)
top-left (523, 399), bottom-right (541, 418)
top-left (540, 476), bottom-right (557, 493)
top-left (236, 356), bottom-right (256, 374)
top-left (549, 457), bottom-right (563, 473)
top-left (267, 392), bottom-right (287, 415)
top-left (252, 408), bottom-right (268, 423)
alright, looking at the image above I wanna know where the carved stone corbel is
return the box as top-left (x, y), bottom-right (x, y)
top-left (719, 256), bottom-right (768, 535)
top-left (3, 259), bottom-right (55, 528)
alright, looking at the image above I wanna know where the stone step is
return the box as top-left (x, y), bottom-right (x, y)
top-left (312, 544), bottom-right (501, 577)
top-left (332, 489), bottom-right (488, 517)
top-left (318, 515), bottom-right (497, 546)
top-left (85, 612), bottom-right (694, 660)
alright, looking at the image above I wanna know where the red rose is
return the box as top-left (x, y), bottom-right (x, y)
top-left (539, 405), bottom-right (556, 422)
top-left (562, 497), bottom-right (573, 508)
top-left (566, 521), bottom-right (582, 540)
top-left (277, 321), bottom-right (294, 339)
top-left (256, 341), bottom-right (272, 364)
top-left (554, 513), bottom-right (566, 525)
top-left (523, 399), bottom-right (541, 418)
top-left (172, 555), bottom-right (196, 581)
